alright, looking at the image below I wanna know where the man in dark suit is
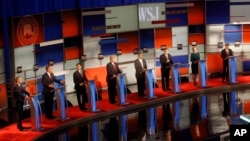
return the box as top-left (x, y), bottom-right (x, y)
top-left (106, 56), bottom-right (122, 104)
top-left (73, 63), bottom-right (88, 111)
top-left (221, 43), bottom-right (233, 82)
top-left (11, 76), bottom-right (30, 131)
top-left (42, 65), bottom-right (64, 119)
top-left (160, 48), bottom-right (173, 91)
top-left (134, 52), bottom-right (147, 97)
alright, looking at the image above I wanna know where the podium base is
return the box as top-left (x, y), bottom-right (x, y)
top-left (200, 85), bottom-right (210, 88)
top-left (118, 102), bottom-right (130, 106)
top-left (32, 127), bottom-right (44, 132)
top-left (147, 96), bottom-right (157, 99)
top-left (229, 81), bottom-right (238, 85)
top-left (89, 109), bottom-right (101, 113)
top-left (56, 117), bottom-right (70, 122)
top-left (173, 90), bottom-right (182, 94)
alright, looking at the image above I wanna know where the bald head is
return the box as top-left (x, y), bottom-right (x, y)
top-left (110, 56), bottom-right (116, 63)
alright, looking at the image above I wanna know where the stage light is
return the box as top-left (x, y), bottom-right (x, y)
top-left (177, 44), bottom-right (183, 50)
top-left (98, 53), bottom-right (104, 60)
top-left (48, 60), bottom-right (54, 65)
top-left (191, 41), bottom-right (197, 46)
top-left (117, 49), bottom-right (122, 55)
top-left (81, 55), bottom-right (87, 61)
top-left (218, 42), bottom-right (223, 48)
top-left (160, 45), bottom-right (166, 50)
top-left (133, 49), bottom-right (139, 54)
top-left (234, 41), bottom-right (240, 47)
top-left (33, 64), bottom-right (38, 71)
top-left (17, 66), bottom-right (22, 73)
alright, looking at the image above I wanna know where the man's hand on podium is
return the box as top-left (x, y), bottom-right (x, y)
top-left (48, 83), bottom-right (54, 88)
top-left (25, 95), bottom-right (30, 100)
top-left (61, 80), bottom-right (65, 85)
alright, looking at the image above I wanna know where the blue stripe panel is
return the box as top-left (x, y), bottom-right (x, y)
top-left (206, 1), bottom-right (230, 24)
top-left (83, 8), bottom-right (106, 36)
top-left (172, 55), bottom-right (189, 64)
top-left (99, 38), bottom-right (127, 45)
top-left (44, 12), bottom-right (62, 41)
top-left (139, 29), bottom-right (154, 49)
top-left (166, 7), bottom-right (188, 26)
top-left (156, 60), bottom-right (161, 67)
top-left (243, 61), bottom-right (250, 72)
top-left (224, 25), bottom-right (242, 43)
top-left (35, 44), bottom-right (64, 66)
top-left (100, 35), bottom-right (117, 55)
top-left (101, 43), bottom-right (117, 56)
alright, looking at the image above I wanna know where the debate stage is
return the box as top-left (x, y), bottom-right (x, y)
top-left (0, 75), bottom-right (250, 141)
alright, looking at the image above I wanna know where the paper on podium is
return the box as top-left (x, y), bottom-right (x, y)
top-left (118, 73), bottom-right (126, 76)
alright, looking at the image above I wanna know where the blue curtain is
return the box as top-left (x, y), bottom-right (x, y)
top-left (0, 0), bottom-right (193, 17)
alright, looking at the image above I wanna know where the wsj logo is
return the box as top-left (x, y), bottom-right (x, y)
top-left (234, 129), bottom-right (247, 136)
top-left (138, 6), bottom-right (160, 22)
top-left (230, 125), bottom-right (250, 140)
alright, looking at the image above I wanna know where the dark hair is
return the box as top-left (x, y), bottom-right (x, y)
top-left (76, 63), bottom-right (81, 66)
top-left (45, 65), bottom-right (52, 71)
top-left (164, 48), bottom-right (169, 51)
top-left (15, 76), bottom-right (21, 82)
top-left (225, 43), bottom-right (229, 46)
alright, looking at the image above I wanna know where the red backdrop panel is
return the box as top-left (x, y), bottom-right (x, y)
top-left (189, 33), bottom-right (205, 45)
top-left (188, 1), bottom-right (205, 25)
top-left (207, 53), bottom-right (223, 73)
top-left (26, 79), bottom-right (37, 95)
top-left (65, 46), bottom-right (80, 60)
top-left (243, 24), bottom-right (250, 43)
top-left (117, 31), bottom-right (139, 53)
top-left (13, 15), bottom-right (44, 47)
top-left (155, 28), bottom-right (172, 48)
top-left (85, 66), bottom-right (107, 89)
top-left (0, 83), bottom-right (7, 108)
top-left (62, 10), bottom-right (80, 37)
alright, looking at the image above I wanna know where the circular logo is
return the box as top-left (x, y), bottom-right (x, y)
top-left (17, 16), bottom-right (39, 46)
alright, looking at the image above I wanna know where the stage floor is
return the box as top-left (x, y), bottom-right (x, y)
top-left (0, 76), bottom-right (250, 141)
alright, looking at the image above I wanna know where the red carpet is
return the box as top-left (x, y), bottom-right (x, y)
top-left (0, 76), bottom-right (250, 141)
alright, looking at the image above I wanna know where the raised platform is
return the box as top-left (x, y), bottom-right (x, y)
top-left (0, 76), bottom-right (250, 141)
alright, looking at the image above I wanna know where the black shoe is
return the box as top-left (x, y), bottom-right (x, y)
top-left (18, 127), bottom-right (28, 131)
top-left (139, 94), bottom-right (145, 97)
top-left (46, 115), bottom-right (56, 119)
top-left (80, 107), bottom-right (87, 111)
top-left (110, 101), bottom-right (117, 104)
top-left (18, 128), bottom-right (24, 131)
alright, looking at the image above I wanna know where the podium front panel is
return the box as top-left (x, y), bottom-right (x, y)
top-left (199, 59), bottom-right (207, 87)
top-left (87, 80), bottom-right (98, 112)
top-left (145, 69), bottom-right (154, 98)
top-left (56, 87), bottom-right (67, 120)
top-left (116, 74), bottom-right (127, 105)
top-left (229, 56), bottom-right (237, 83)
top-left (172, 64), bottom-right (181, 93)
top-left (30, 95), bottom-right (42, 130)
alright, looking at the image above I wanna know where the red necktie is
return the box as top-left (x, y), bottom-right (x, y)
top-left (79, 70), bottom-right (83, 77)
top-left (113, 63), bottom-right (117, 72)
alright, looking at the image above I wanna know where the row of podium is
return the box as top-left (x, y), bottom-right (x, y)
top-left (28, 56), bottom-right (238, 131)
